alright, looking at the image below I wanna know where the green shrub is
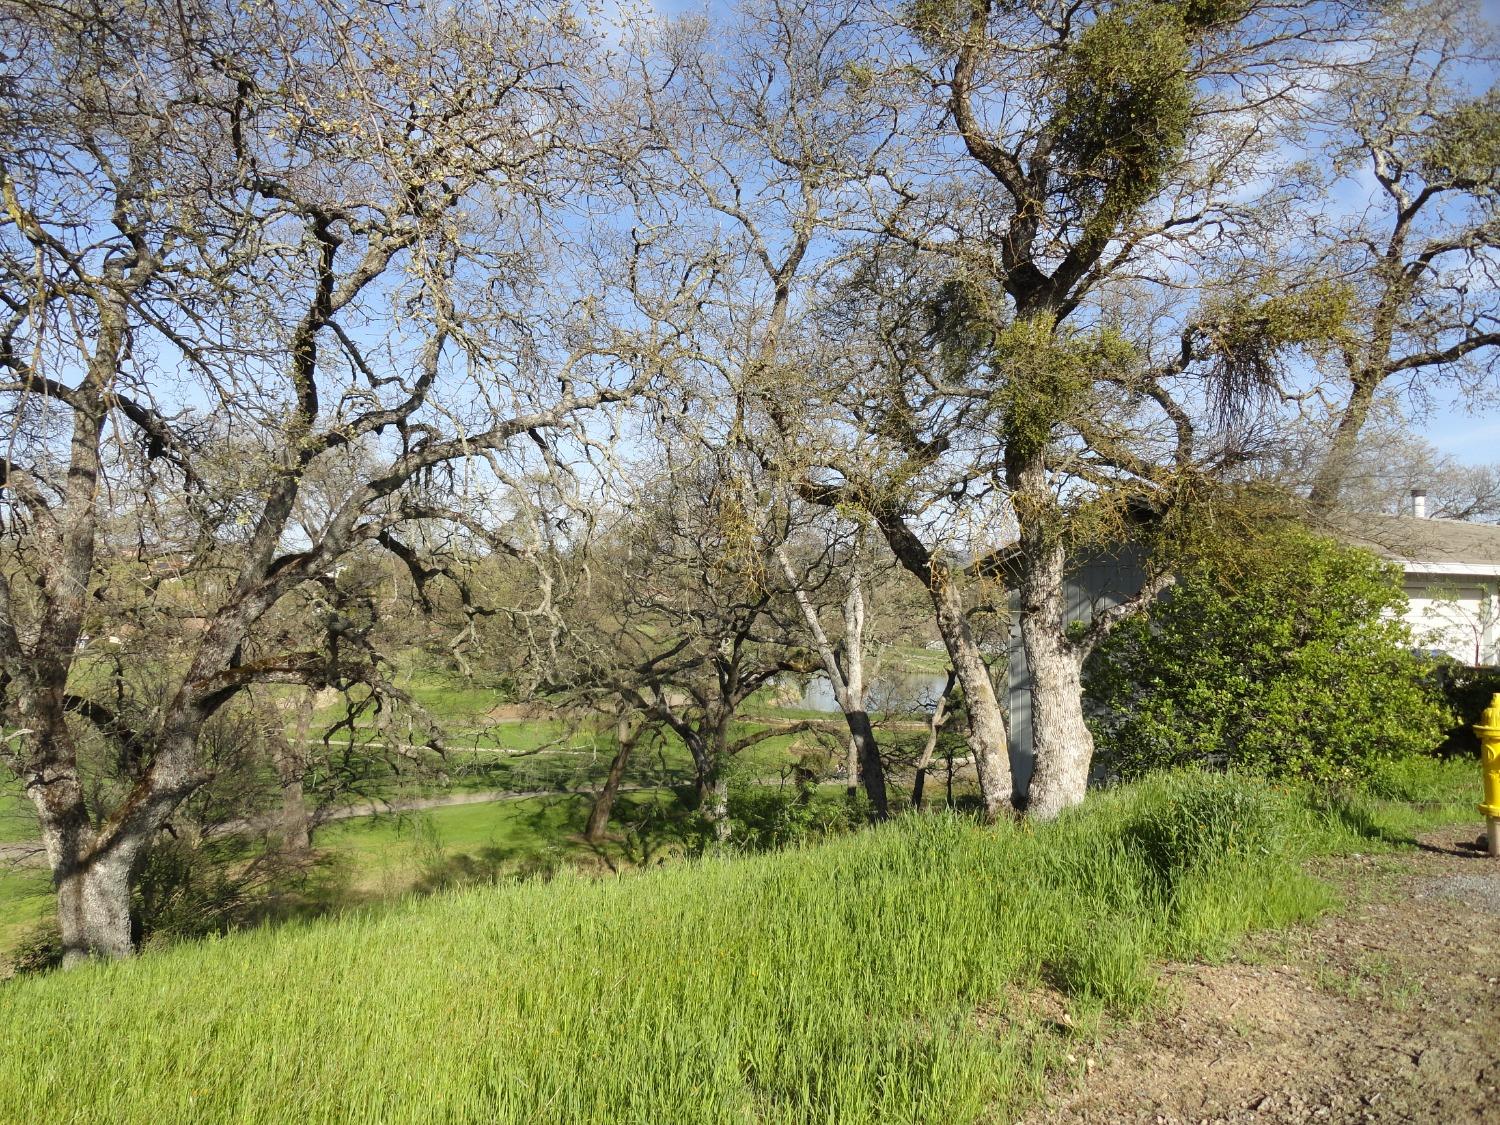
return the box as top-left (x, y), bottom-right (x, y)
top-left (1432, 661), bottom-right (1500, 757)
top-left (4, 920), bottom-right (63, 977)
top-left (1086, 522), bottom-right (1452, 785)
top-left (727, 783), bottom-right (864, 851)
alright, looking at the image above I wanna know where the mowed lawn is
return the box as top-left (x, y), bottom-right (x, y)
top-left (0, 763), bottom-right (1479, 1125)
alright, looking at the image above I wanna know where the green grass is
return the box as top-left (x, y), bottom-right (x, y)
top-left (0, 866), bottom-right (51, 951)
top-left (1287, 755), bottom-right (1479, 853)
top-left (0, 770), bottom-right (1414, 1125)
top-left (316, 793), bottom-right (646, 893)
top-left (0, 789), bottom-right (36, 844)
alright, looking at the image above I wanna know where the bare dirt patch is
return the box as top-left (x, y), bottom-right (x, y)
top-left (1027, 825), bottom-right (1500, 1124)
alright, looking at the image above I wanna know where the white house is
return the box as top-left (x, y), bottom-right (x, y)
top-left (1335, 496), bottom-right (1500, 667)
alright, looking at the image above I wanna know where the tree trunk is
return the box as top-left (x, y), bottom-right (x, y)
top-left (710, 773), bottom-right (731, 843)
top-left (585, 714), bottom-right (638, 843)
top-left (1308, 370), bottom-right (1380, 511)
top-left (55, 849), bottom-right (137, 966)
top-left (774, 544), bottom-right (889, 817)
top-left (272, 691), bottom-right (314, 854)
top-left (926, 562), bottom-right (1012, 819)
top-left (1017, 536), bottom-right (1094, 820)
top-left (27, 717), bottom-right (141, 965)
top-left (844, 711), bottom-right (887, 813)
top-left (1309, 266), bottom-right (1406, 512)
top-left (684, 723), bottom-right (732, 844)
top-left (912, 671), bottom-right (956, 809)
top-left (867, 522), bottom-right (1012, 819)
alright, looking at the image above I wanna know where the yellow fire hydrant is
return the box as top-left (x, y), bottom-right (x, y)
top-left (1477, 692), bottom-right (1500, 858)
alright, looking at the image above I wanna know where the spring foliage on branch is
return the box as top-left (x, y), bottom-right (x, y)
top-left (1085, 523), bottom-right (1451, 785)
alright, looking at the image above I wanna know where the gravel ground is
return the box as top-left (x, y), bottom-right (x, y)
top-left (1026, 824), bottom-right (1500, 1124)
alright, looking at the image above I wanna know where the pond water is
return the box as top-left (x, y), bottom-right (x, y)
top-left (797, 669), bottom-right (953, 715)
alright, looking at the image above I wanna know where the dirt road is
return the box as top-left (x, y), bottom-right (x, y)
top-left (1029, 824), bottom-right (1500, 1124)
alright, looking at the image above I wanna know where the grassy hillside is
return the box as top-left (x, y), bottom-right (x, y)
top-left (0, 764), bottom-right (1477, 1125)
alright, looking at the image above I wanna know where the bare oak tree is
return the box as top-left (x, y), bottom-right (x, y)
top-left (0, 0), bottom-right (660, 962)
top-left (1303, 0), bottom-right (1499, 507)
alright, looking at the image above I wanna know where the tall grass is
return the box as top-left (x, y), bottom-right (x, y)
top-left (0, 772), bottom-right (1358, 1124)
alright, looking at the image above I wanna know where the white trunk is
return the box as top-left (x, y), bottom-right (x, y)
top-left (1018, 539), bottom-right (1094, 820)
top-left (843, 572), bottom-right (865, 797)
top-left (53, 847), bottom-right (137, 966)
top-left (710, 775), bottom-right (731, 843)
top-left (774, 544), bottom-right (888, 816)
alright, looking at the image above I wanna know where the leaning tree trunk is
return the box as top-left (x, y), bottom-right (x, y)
top-left (774, 545), bottom-right (889, 817)
top-left (1016, 536), bottom-right (1094, 820)
top-left (870, 525), bottom-right (1012, 818)
top-left (912, 671), bottom-right (956, 809)
top-left (1308, 367), bottom-right (1381, 511)
top-left (585, 713), bottom-right (639, 843)
top-left (926, 561), bottom-right (1012, 819)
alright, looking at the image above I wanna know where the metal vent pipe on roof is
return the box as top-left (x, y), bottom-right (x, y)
top-left (1412, 488), bottom-right (1428, 519)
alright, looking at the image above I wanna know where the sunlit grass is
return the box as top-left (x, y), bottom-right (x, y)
top-left (0, 772), bottom-right (1396, 1125)
top-left (0, 790), bottom-right (36, 844)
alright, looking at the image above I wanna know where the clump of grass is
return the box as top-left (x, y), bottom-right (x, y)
top-left (0, 772), bottom-right (1341, 1124)
top-left (1126, 770), bottom-right (1290, 875)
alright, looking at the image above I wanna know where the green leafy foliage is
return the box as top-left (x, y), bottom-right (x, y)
top-left (727, 784), bottom-right (867, 850)
top-left (990, 315), bottom-right (1137, 456)
top-left (1433, 660), bottom-right (1500, 756)
top-left (1086, 523), bottom-right (1452, 785)
top-left (1194, 279), bottom-right (1354, 413)
top-left (901, 0), bottom-right (984, 49)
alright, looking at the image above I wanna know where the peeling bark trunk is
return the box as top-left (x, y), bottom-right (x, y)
top-left (1016, 536), bottom-right (1093, 820)
top-left (585, 714), bottom-right (638, 843)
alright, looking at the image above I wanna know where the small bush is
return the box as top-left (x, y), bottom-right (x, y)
top-left (1086, 522), bottom-right (1452, 786)
top-left (727, 783), bottom-right (864, 850)
top-left (4, 921), bottom-right (62, 978)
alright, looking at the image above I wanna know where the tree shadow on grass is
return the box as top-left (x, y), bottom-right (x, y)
top-left (1316, 795), bottom-right (1416, 850)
